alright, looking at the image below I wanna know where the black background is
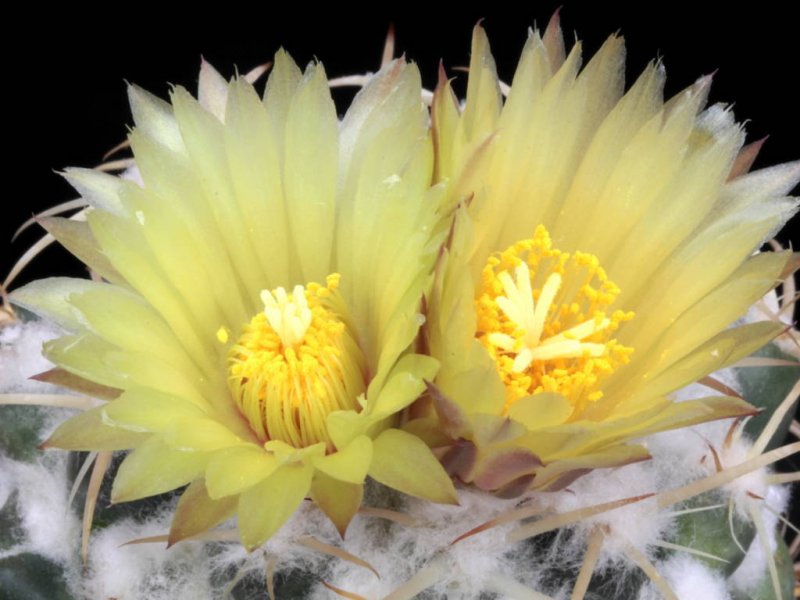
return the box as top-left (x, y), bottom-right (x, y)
top-left (4, 4), bottom-right (798, 285)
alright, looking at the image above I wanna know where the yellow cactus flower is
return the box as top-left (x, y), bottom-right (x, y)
top-left (10, 52), bottom-right (457, 550)
top-left (421, 21), bottom-right (798, 495)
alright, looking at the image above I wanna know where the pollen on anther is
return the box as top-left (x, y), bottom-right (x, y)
top-left (226, 275), bottom-right (367, 449)
top-left (476, 225), bottom-right (634, 416)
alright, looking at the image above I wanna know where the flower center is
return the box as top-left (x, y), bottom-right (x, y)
top-left (476, 226), bottom-right (634, 416)
top-left (227, 274), bottom-right (367, 450)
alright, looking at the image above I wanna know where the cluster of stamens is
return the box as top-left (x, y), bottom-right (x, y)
top-left (476, 226), bottom-right (634, 416)
top-left (226, 274), bottom-right (366, 450)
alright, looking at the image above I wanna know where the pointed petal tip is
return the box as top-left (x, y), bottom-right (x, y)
top-left (546, 6), bottom-right (563, 29)
top-left (437, 59), bottom-right (448, 84)
top-left (700, 70), bottom-right (718, 83)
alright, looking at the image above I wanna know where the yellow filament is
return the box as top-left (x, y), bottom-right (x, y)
top-left (227, 274), bottom-right (366, 450)
top-left (476, 226), bottom-right (634, 416)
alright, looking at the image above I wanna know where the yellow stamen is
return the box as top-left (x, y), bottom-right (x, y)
top-left (227, 274), bottom-right (367, 450)
top-left (476, 226), bottom-right (634, 416)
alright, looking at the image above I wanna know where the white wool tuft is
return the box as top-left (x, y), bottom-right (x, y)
top-left (72, 509), bottom-right (220, 600)
top-left (729, 483), bottom-right (790, 595)
top-left (637, 555), bottom-right (731, 600)
top-left (0, 453), bottom-right (80, 564)
top-left (538, 461), bottom-right (667, 558)
top-left (0, 320), bottom-right (61, 393)
top-left (646, 419), bottom-right (739, 489)
top-left (729, 534), bottom-right (771, 595)
top-left (729, 534), bottom-right (769, 596)
top-left (294, 487), bottom-right (524, 598)
top-left (761, 484), bottom-right (789, 536)
top-left (650, 414), bottom-right (786, 520)
top-left (717, 438), bottom-right (769, 516)
top-left (1, 321), bottom-right (84, 565)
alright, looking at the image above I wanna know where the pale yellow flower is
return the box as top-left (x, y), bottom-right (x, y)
top-left (11, 53), bottom-right (456, 550)
top-left (421, 22), bottom-right (798, 494)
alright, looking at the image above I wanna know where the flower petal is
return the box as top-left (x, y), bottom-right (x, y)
top-left (163, 418), bottom-right (250, 452)
top-left (633, 251), bottom-right (789, 372)
top-left (326, 355), bottom-right (437, 450)
top-left (63, 167), bottom-right (127, 215)
top-left (472, 448), bottom-right (542, 492)
top-left (337, 58), bottom-right (437, 379)
top-left (128, 84), bottom-right (184, 154)
top-left (112, 437), bottom-right (209, 502)
top-left (205, 445), bottom-right (280, 499)
top-left (102, 389), bottom-right (208, 433)
top-left (39, 217), bottom-right (124, 285)
top-left (525, 395), bottom-right (756, 461)
top-left (10, 277), bottom-right (95, 330)
top-left (168, 479), bottom-right (237, 546)
top-left (309, 472), bottom-right (363, 537)
top-left (507, 393), bottom-right (573, 430)
top-left (532, 443), bottom-right (652, 491)
top-left (170, 85), bottom-right (268, 309)
top-left (224, 77), bottom-right (291, 288)
top-left (87, 208), bottom-right (215, 373)
top-left (67, 283), bottom-right (201, 380)
top-left (369, 428), bottom-right (458, 504)
top-left (43, 333), bottom-right (130, 390)
top-left (620, 321), bottom-right (784, 409)
top-left (43, 406), bottom-right (148, 451)
top-left (263, 49), bottom-right (303, 134)
top-left (282, 62), bottom-right (338, 282)
top-left (369, 354), bottom-right (438, 418)
top-left (238, 463), bottom-right (314, 551)
top-left (197, 59), bottom-right (229, 121)
top-left (312, 435), bottom-right (372, 484)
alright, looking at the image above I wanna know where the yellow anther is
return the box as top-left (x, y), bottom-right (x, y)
top-left (476, 225), bottom-right (634, 417)
top-left (227, 275), bottom-right (366, 450)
